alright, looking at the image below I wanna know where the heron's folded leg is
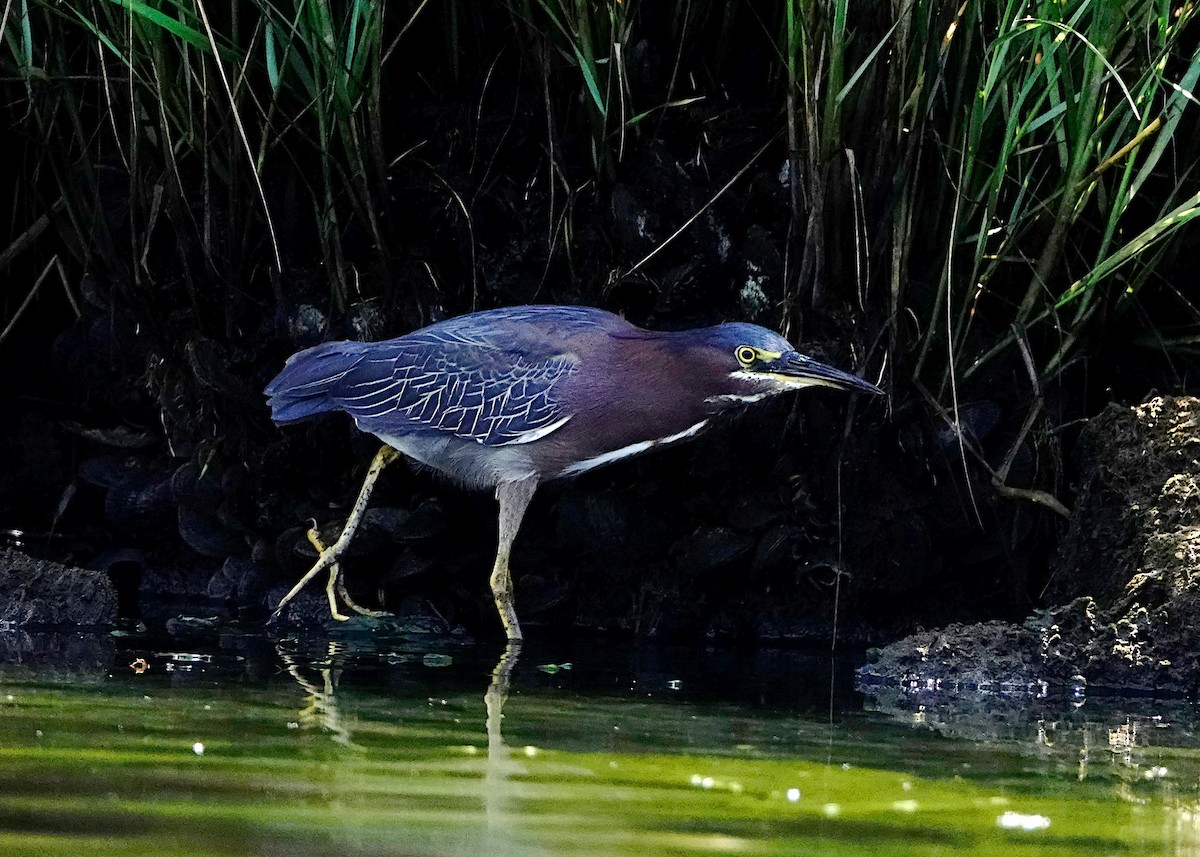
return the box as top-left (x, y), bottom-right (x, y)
top-left (270, 445), bottom-right (400, 623)
top-left (490, 477), bottom-right (538, 641)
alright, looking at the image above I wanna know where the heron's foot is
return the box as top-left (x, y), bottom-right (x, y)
top-left (325, 566), bottom-right (351, 622)
top-left (309, 526), bottom-right (393, 620)
top-left (269, 445), bottom-right (399, 627)
top-left (308, 527), bottom-right (354, 622)
top-left (269, 528), bottom-right (349, 624)
top-left (335, 573), bottom-right (393, 619)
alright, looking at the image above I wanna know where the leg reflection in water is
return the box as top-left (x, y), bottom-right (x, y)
top-left (274, 636), bottom-right (531, 853)
top-left (484, 640), bottom-right (523, 844)
top-left (277, 639), bottom-right (360, 750)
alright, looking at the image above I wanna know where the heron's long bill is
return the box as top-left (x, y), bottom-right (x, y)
top-left (766, 353), bottom-right (883, 395)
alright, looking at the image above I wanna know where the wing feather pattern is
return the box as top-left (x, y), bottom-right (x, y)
top-left (330, 333), bottom-right (577, 447)
top-left (266, 306), bottom-right (618, 442)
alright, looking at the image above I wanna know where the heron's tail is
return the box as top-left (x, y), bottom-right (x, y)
top-left (264, 341), bottom-right (365, 424)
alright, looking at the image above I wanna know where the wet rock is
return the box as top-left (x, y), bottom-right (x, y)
top-left (170, 459), bottom-right (225, 504)
top-left (273, 525), bottom-right (313, 572)
top-left (185, 338), bottom-right (262, 407)
top-left (381, 548), bottom-right (438, 583)
top-left (399, 500), bottom-right (452, 540)
top-left (164, 614), bottom-right (222, 634)
top-left (360, 504), bottom-right (449, 542)
top-left (856, 620), bottom-right (1050, 694)
top-left (287, 303), bottom-right (328, 345)
top-left (99, 468), bottom-right (175, 532)
top-left (88, 548), bottom-right (145, 616)
top-left (0, 547), bottom-right (117, 627)
top-left (89, 547), bottom-right (147, 575)
top-left (51, 310), bottom-right (149, 409)
top-left (556, 490), bottom-right (640, 555)
top-left (299, 501), bottom-right (451, 560)
top-left (61, 423), bottom-right (157, 449)
top-left (388, 596), bottom-right (455, 635)
top-left (515, 573), bottom-right (569, 616)
top-left (265, 585), bottom-right (457, 635)
top-left (178, 505), bottom-right (246, 557)
top-left (264, 585), bottom-right (328, 627)
top-left (207, 554), bottom-right (269, 604)
top-left (301, 515), bottom-right (386, 557)
top-left (751, 523), bottom-right (806, 574)
top-left (78, 455), bottom-right (137, 490)
top-left (1050, 395), bottom-right (1200, 691)
top-left (138, 562), bottom-right (211, 606)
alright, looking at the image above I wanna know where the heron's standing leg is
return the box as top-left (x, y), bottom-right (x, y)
top-left (270, 445), bottom-right (400, 622)
top-left (491, 478), bottom-right (538, 641)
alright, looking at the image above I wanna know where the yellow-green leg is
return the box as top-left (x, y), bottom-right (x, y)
top-left (270, 445), bottom-right (399, 623)
top-left (490, 478), bottom-right (538, 641)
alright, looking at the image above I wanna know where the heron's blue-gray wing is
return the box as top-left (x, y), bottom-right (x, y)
top-left (328, 330), bottom-right (577, 446)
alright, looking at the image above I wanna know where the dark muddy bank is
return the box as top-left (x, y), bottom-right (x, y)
top-left (0, 5), bottom-right (1196, 661)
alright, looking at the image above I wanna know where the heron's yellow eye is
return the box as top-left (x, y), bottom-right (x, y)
top-left (735, 345), bottom-right (757, 366)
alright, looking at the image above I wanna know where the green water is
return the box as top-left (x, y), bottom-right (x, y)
top-left (0, 631), bottom-right (1196, 856)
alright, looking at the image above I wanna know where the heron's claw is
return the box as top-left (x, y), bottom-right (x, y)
top-left (271, 445), bottom-right (398, 626)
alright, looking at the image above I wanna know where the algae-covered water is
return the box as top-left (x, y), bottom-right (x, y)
top-left (0, 629), bottom-right (1196, 856)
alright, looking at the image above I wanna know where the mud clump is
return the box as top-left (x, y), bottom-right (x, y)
top-left (1051, 395), bottom-right (1199, 605)
top-left (861, 396), bottom-right (1200, 695)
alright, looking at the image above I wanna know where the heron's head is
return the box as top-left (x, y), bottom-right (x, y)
top-left (696, 322), bottom-right (883, 405)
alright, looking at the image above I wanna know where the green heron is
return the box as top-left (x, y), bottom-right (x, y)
top-left (265, 305), bottom-right (881, 638)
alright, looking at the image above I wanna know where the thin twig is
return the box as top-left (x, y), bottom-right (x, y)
top-left (914, 381), bottom-right (1071, 519)
top-left (0, 199), bottom-right (63, 270)
top-left (627, 131), bottom-right (781, 274)
top-left (381, 0), bottom-right (435, 68)
top-left (991, 479), bottom-right (1070, 518)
